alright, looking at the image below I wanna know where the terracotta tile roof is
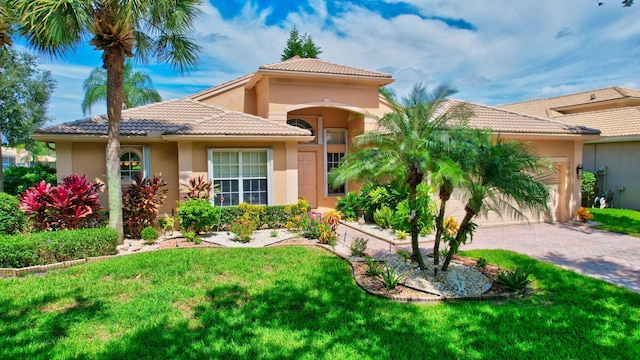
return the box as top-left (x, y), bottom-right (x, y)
top-left (36, 98), bottom-right (311, 137)
top-left (453, 101), bottom-right (600, 136)
top-left (259, 56), bottom-right (393, 79)
top-left (549, 106), bottom-right (640, 137)
top-left (500, 86), bottom-right (640, 117)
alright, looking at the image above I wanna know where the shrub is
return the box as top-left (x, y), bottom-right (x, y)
top-left (285, 197), bottom-right (311, 218)
top-left (19, 174), bottom-right (103, 231)
top-left (317, 222), bottom-right (336, 247)
top-left (3, 164), bottom-right (57, 196)
top-left (350, 237), bottom-right (368, 257)
top-left (229, 213), bottom-right (257, 243)
top-left (238, 202), bottom-right (265, 224)
top-left (140, 227), bottom-right (159, 244)
top-left (183, 231), bottom-right (197, 242)
top-left (373, 206), bottom-right (393, 229)
top-left (270, 229), bottom-right (279, 237)
top-left (574, 207), bottom-right (594, 223)
top-left (380, 265), bottom-right (407, 290)
top-left (395, 230), bottom-right (408, 241)
top-left (178, 199), bottom-right (217, 234)
top-left (496, 267), bottom-right (532, 291)
top-left (217, 206), bottom-right (244, 231)
top-left (396, 249), bottom-right (411, 263)
top-left (323, 210), bottom-right (341, 232)
top-left (336, 191), bottom-right (365, 220)
top-left (122, 174), bottom-right (168, 239)
top-left (364, 256), bottom-right (384, 276)
top-left (391, 189), bottom-right (436, 234)
top-left (0, 192), bottom-right (27, 234)
top-left (476, 257), bottom-right (487, 269)
top-left (0, 228), bottom-right (119, 268)
top-left (581, 171), bottom-right (597, 207)
top-left (184, 175), bottom-right (217, 200)
top-left (262, 206), bottom-right (288, 228)
top-left (159, 217), bottom-right (175, 236)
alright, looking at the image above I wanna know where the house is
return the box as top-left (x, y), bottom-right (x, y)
top-left (501, 87), bottom-right (640, 210)
top-left (32, 57), bottom-right (599, 224)
top-left (1, 146), bottom-right (55, 169)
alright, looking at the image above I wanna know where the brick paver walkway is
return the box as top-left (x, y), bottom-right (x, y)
top-left (337, 222), bottom-right (640, 293)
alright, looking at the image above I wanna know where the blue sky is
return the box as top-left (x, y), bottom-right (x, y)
top-left (14, 0), bottom-right (640, 125)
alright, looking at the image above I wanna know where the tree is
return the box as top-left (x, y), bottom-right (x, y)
top-left (0, 48), bottom-right (56, 192)
top-left (17, 0), bottom-right (202, 240)
top-left (82, 59), bottom-right (162, 116)
top-left (330, 83), bottom-right (468, 269)
top-left (440, 132), bottom-right (553, 271)
top-left (281, 27), bottom-right (322, 61)
top-left (0, 0), bottom-right (17, 48)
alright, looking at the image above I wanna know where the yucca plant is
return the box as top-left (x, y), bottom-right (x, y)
top-left (496, 267), bottom-right (532, 291)
top-left (364, 256), bottom-right (384, 277)
top-left (380, 265), bottom-right (407, 290)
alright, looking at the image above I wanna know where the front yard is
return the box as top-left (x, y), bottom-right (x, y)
top-left (1, 247), bottom-right (638, 359)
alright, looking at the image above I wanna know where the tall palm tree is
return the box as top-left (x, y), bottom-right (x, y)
top-left (82, 59), bottom-right (162, 116)
top-left (331, 83), bottom-right (468, 269)
top-left (440, 132), bottom-right (553, 271)
top-left (0, 0), bottom-right (16, 48)
top-left (16, 0), bottom-right (202, 239)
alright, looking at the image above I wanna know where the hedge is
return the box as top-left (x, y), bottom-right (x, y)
top-left (0, 228), bottom-right (119, 268)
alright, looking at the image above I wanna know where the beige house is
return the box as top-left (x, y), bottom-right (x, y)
top-left (502, 87), bottom-right (640, 210)
top-left (33, 57), bottom-right (599, 224)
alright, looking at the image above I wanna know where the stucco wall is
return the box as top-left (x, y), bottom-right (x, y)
top-left (584, 141), bottom-right (640, 210)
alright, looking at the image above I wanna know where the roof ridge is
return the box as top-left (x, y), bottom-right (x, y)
top-left (553, 104), bottom-right (640, 118)
top-left (259, 57), bottom-right (392, 78)
top-left (186, 72), bottom-right (255, 100)
top-left (499, 86), bottom-right (627, 106)
top-left (462, 99), bottom-right (601, 134)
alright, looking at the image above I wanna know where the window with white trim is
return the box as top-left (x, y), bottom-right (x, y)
top-left (208, 149), bottom-right (272, 206)
top-left (324, 129), bottom-right (347, 196)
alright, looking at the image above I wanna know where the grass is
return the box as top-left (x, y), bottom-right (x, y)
top-left (1, 247), bottom-right (639, 359)
top-left (590, 208), bottom-right (640, 237)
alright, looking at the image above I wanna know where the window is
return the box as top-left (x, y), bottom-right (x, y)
top-left (327, 152), bottom-right (345, 195)
top-left (287, 118), bottom-right (315, 143)
top-left (324, 129), bottom-right (348, 196)
top-left (120, 151), bottom-right (142, 180)
top-left (117, 146), bottom-right (150, 181)
top-left (208, 149), bottom-right (272, 206)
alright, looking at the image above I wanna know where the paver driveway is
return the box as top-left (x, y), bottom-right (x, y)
top-left (465, 223), bottom-right (640, 293)
top-left (338, 222), bottom-right (640, 293)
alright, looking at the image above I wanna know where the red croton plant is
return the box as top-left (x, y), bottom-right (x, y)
top-left (122, 173), bottom-right (168, 239)
top-left (19, 174), bottom-right (103, 231)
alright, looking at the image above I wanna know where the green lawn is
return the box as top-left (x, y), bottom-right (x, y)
top-left (1, 247), bottom-right (639, 359)
top-left (590, 208), bottom-right (640, 237)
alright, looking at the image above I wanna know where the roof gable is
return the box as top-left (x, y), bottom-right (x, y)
top-left (259, 56), bottom-right (393, 79)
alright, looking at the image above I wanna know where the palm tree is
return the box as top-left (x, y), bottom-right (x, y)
top-left (0, 1), bottom-right (15, 48)
top-left (16, 0), bottom-right (202, 240)
top-left (331, 83), bottom-right (468, 269)
top-left (440, 132), bottom-right (553, 271)
top-left (82, 59), bottom-right (162, 116)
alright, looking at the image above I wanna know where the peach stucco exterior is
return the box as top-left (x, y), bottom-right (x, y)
top-left (36, 58), bottom-right (597, 225)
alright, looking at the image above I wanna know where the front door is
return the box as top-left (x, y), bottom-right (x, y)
top-left (298, 152), bottom-right (317, 208)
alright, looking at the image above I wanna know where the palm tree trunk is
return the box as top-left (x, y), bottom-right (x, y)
top-left (433, 184), bottom-right (451, 267)
top-left (408, 178), bottom-right (426, 269)
top-left (441, 206), bottom-right (474, 271)
top-left (105, 51), bottom-right (126, 242)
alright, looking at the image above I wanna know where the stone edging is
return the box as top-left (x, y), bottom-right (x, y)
top-left (340, 221), bottom-right (434, 246)
top-left (0, 255), bottom-right (119, 278)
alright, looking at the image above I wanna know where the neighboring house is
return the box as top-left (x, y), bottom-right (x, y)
top-left (33, 57), bottom-right (599, 225)
top-left (501, 87), bottom-right (640, 210)
top-left (1, 146), bottom-right (55, 169)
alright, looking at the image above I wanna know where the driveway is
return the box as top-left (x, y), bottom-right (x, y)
top-left (338, 222), bottom-right (640, 293)
top-left (465, 223), bottom-right (640, 293)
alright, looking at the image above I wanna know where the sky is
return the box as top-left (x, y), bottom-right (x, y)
top-left (13, 0), bottom-right (640, 126)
